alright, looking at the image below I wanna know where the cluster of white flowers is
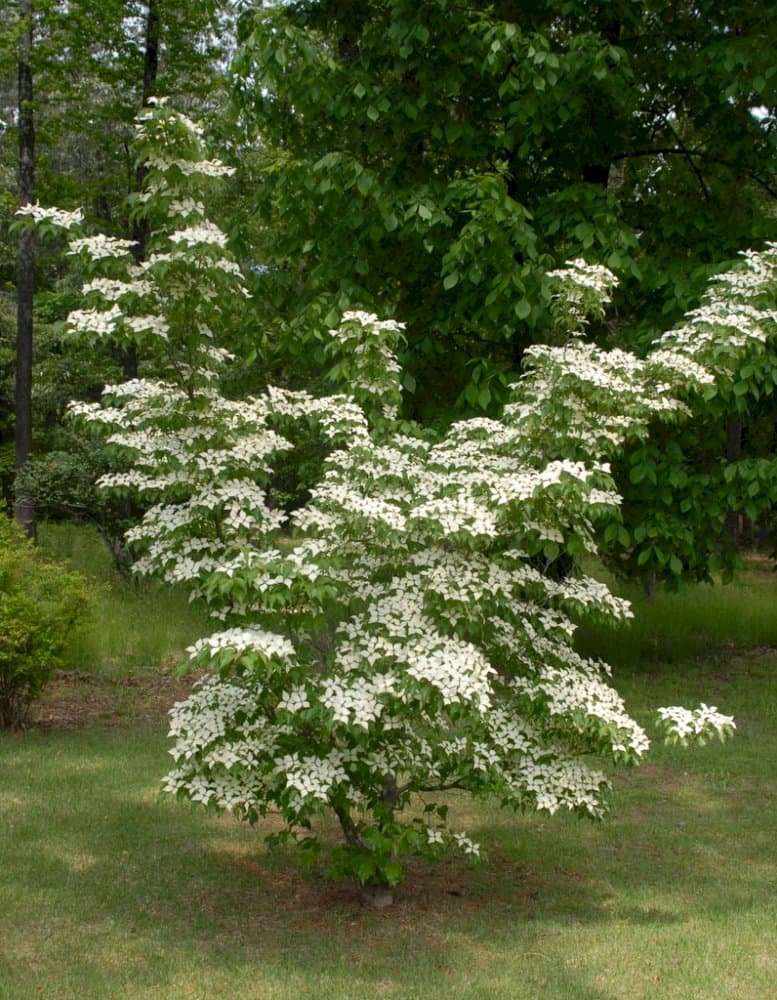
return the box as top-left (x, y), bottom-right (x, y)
top-left (67, 305), bottom-right (123, 337)
top-left (147, 155), bottom-right (236, 178)
top-left (16, 201), bottom-right (84, 229)
top-left (277, 685), bottom-right (310, 713)
top-left (169, 222), bottom-right (229, 248)
top-left (656, 704), bottom-right (736, 745)
top-left (123, 314), bottom-right (170, 338)
top-left (451, 831), bottom-right (481, 858)
top-left (169, 198), bottom-right (206, 217)
top-left (276, 752), bottom-right (349, 803)
top-left (326, 311), bottom-right (406, 423)
top-left (546, 258), bottom-right (619, 330)
top-left (188, 628), bottom-right (296, 664)
top-left (68, 234), bottom-right (137, 260)
top-left (319, 674), bottom-right (392, 728)
top-left (405, 640), bottom-right (495, 710)
top-left (82, 276), bottom-right (154, 301)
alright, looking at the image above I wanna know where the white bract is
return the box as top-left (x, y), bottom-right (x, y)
top-left (53, 105), bottom-right (744, 892)
top-left (16, 201), bottom-right (84, 229)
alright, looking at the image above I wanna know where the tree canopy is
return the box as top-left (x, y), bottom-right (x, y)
top-left (234, 0), bottom-right (777, 413)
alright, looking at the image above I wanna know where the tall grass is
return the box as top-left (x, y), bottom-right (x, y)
top-left (576, 559), bottom-right (777, 667)
top-left (40, 520), bottom-right (777, 675)
top-left (37, 520), bottom-right (209, 679)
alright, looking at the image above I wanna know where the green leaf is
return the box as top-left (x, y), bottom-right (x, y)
top-left (514, 298), bottom-right (531, 319)
top-left (382, 860), bottom-right (404, 885)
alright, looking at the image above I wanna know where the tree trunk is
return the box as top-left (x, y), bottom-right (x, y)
top-left (15, 0), bottom-right (35, 535)
top-left (123, 0), bottom-right (161, 381)
top-left (141, 0), bottom-right (160, 102)
top-left (334, 803), bottom-right (395, 906)
top-left (358, 882), bottom-right (394, 908)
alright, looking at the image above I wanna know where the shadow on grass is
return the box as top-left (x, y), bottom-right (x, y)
top-left (2, 642), bottom-right (776, 1000)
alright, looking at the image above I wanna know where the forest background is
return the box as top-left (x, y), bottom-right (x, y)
top-left (1, 0), bottom-right (777, 585)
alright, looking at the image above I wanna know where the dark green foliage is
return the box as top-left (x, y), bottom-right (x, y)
top-left (14, 442), bottom-right (140, 574)
top-left (0, 292), bottom-right (15, 508)
top-left (0, 514), bottom-right (90, 727)
top-left (607, 418), bottom-right (777, 589)
top-left (234, 0), bottom-right (777, 416)
top-left (605, 252), bottom-right (777, 589)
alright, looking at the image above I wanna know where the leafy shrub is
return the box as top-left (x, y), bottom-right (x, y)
top-left (0, 516), bottom-right (90, 728)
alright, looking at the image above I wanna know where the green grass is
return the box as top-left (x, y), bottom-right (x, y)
top-left (37, 520), bottom-right (209, 679)
top-left (1, 526), bottom-right (775, 998)
top-left (1, 654), bottom-right (775, 1000)
top-left (577, 557), bottom-right (777, 666)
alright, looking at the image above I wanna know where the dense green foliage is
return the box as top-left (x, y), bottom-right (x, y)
top-left (605, 245), bottom-right (777, 588)
top-left (234, 0), bottom-right (777, 414)
top-left (1, 1), bottom-right (776, 588)
top-left (0, 514), bottom-right (89, 727)
top-left (0, 0), bottom-right (231, 249)
top-left (0, 0), bottom-right (237, 510)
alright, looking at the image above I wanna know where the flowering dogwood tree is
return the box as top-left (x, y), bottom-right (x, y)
top-left (28, 103), bottom-right (741, 904)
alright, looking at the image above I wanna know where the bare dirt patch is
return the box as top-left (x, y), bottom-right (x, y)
top-left (33, 667), bottom-right (198, 731)
top-left (210, 846), bottom-right (538, 927)
top-left (742, 553), bottom-right (777, 580)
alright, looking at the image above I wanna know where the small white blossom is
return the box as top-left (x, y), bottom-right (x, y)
top-left (68, 234), bottom-right (137, 259)
top-left (16, 201), bottom-right (83, 229)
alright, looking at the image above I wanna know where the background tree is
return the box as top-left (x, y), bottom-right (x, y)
top-left (0, 0), bottom-right (237, 517)
top-left (233, 0), bottom-right (777, 417)
top-left (13, 0), bottom-right (35, 531)
top-left (603, 244), bottom-right (777, 590)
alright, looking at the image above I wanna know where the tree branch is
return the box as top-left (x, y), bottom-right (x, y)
top-left (610, 147), bottom-right (777, 200)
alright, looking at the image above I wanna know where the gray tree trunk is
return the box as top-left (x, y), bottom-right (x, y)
top-left (15, 0), bottom-right (35, 535)
top-left (123, 0), bottom-right (161, 381)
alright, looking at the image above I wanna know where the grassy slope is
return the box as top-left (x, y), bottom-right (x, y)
top-left (38, 521), bottom-right (210, 681)
top-left (0, 525), bottom-right (775, 999)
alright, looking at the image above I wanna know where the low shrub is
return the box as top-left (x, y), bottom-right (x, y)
top-left (0, 516), bottom-right (90, 728)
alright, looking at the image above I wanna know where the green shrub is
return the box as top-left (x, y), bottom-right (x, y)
top-left (0, 516), bottom-right (90, 728)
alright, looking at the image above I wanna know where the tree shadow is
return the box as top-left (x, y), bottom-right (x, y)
top-left (1, 727), bottom-right (773, 998)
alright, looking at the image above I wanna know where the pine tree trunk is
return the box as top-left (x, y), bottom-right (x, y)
top-left (123, 0), bottom-right (161, 381)
top-left (15, 0), bottom-right (35, 535)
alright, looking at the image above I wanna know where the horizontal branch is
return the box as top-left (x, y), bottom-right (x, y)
top-left (611, 147), bottom-right (777, 200)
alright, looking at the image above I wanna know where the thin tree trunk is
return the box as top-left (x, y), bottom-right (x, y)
top-left (141, 0), bottom-right (160, 102)
top-left (15, 0), bottom-right (35, 535)
top-left (123, 0), bottom-right (161, 381)
top-left (333, 803), bottom-right (394, 906)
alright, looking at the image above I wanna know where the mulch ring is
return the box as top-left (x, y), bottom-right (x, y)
top-left (33, 667), bottom-right (199, 731)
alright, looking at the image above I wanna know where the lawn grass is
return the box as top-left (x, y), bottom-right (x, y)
top-left (1, 527), bottom-right (775, 998)
top-left (1, 654), bottom-right (775, 1000)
